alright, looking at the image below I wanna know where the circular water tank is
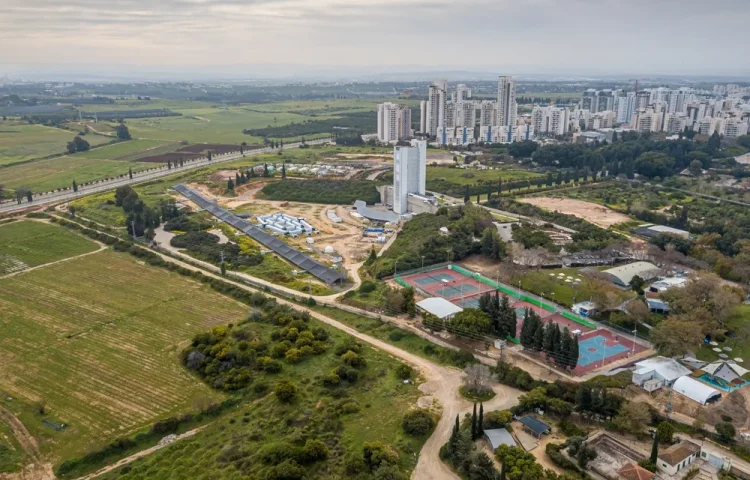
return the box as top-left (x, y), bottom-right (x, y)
top-left (324, 246), bottom-right (334, 254)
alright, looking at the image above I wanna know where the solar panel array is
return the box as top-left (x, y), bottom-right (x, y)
top-left (174, 185), bottom-right (344, 284)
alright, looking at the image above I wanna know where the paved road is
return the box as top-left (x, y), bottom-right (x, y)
top-left (0, 139), bottom-right (330, 214)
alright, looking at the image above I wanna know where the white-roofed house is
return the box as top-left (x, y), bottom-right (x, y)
top-left (672, 376), bottom-right (722, 405)
top-left (632, 356), bottom-right (691, 392)
top-left (416, 297), bottom-right (463, 320)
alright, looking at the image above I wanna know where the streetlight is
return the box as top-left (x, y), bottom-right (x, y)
top-left (421, 256), bottom-right (425, 273)
top-left (394, 260), bottom-right (398, 279)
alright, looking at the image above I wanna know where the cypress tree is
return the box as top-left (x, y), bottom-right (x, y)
top-left (533, 321), bottom-right (544, 351)
top-left (569, 333), bottom-right (580, 370)
top-left (650, 434), bottom-right (659, 464)
top-left (497, 177), bottom-right (502, 195)
top-left (487, 183), bottom-right (492, 201)
top-left (464, 185), bottom-right (470, 202)
top-left (500, 460), bottom-right (506, 480)
top-left (471, 402), bottom-right (477, 440)
top-left (542, 322), bottom-right (555, 359)
top-left (129, 167), bottom-right (133, 179)
top-left (282, 163), bottom-right (287, 180)
top-left (476, 192), bottom-right (481, 203)
top-left (478, 403), bottom-right (484, 436)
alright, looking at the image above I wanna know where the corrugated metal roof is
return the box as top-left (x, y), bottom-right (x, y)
top-left (634, 357), bottom-right (690, 382)
top-left (519, 416), bottom-right (550, 435)
top-left (484, 429), bottom-right (516, 450)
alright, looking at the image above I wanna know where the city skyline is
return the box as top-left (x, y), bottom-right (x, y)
top-left (2, 0), bottom-right (750, 78)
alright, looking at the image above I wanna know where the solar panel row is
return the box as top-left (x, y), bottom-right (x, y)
top-left (174, 185), bottom-right (344, 285)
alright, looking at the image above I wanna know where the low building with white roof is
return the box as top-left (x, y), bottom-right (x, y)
top-left (416, 297), bottom-right (463, 320)
top-left (632, 356), bottom-right (691, 391)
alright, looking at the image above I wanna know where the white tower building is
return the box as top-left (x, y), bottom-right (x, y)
top-left (393, 140), bottom-right (427, 215)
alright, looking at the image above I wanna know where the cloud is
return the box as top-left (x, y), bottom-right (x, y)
top-left (1, 0), bottom-right (749, 75)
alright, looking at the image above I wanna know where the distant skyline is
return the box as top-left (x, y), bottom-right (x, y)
top-left (2, 0), bottom-right (750, 80)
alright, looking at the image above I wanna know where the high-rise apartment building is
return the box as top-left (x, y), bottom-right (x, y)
top-left (452, 84), bottom-right (471, 102)
top-left (497, 76), bottom-right (517, 128)
top-left (377, 102), bottom-right (411, 143)
top-left (615, 92), bottom-right (636, 124)
top-left (663, 113), bottom-right (688, 135)
top-left (425, 81), bottom-right (448, 136)
top-left (393, 140), bottom-right (427, 215)
top-left (455, 101), bottom-right (476, 128)
top-left (419, 101), bottom-right (428, 134)
top-left (531, 106), bottom-right (569, 136)
top-left (479, 101), bottom-right (496, 127)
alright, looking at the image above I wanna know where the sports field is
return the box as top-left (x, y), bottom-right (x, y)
top-left (402, 265), bottom-right (646, 374)
top-left (0, 220), bottom-right (99, 274)
top-left (0, 250), bottom-right (244, 461)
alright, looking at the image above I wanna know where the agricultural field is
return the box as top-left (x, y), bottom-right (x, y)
top-left (72, 139), bottom-right (177, 161)
top-left (0, 156), bottom-right (142, 193)
top-left (0, 122), bottom-right (112, 166)
top-left (0, 250), bottom-right (246, 463)
top-left (0, 419), bottom-right (26, 474)
top-left (0, 220), bottom-right (99, 274)
top-left (97, 304), bottom-right (427, 480)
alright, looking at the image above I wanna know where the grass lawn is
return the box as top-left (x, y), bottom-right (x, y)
top-left (0, 250), bottom-right (246, 463)
top-left (696, 305), bottom-right (750, 363)
top-left (515, 266), bottom-right (630, 308)
top-left (0, 221), bottom-right (99, 274)
top-left (97, 306), bottom-right (426, 480)
top-left (0, 123), bottom-right (111, 167)
top-left (426, 166), bottom-right (541, 186)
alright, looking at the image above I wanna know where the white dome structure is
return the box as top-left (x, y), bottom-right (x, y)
top-left (324, 246), bottom-right (335, 254)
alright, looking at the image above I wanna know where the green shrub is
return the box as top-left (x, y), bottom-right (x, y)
top-left (395, 364), bottom-right (412, 379)
top-left (359, 280), bottom-right (377, 293)
top-left (402, 409), bottom-right (435, 436)
top-left (275, 380), bottom-right (298, 403)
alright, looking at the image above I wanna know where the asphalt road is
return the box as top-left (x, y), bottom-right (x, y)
top-left (0, 139), bottom-right (329, 214)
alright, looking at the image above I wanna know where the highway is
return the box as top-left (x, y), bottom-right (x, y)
top-left (0, 138), bottom-right (330, 214)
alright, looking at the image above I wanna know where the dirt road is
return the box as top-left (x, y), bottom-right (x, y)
top-left (126, 241), bottom-right (524, 479)
top-left (76, 427), bottom-right (206, 480)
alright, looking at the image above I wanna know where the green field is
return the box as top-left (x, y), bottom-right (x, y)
top-left (96, 305), bottom-right (425, 479)
top-left (73, 139), bottom-right (176, 161)
top-left (512, 266), bottom-right (633, 308)
top-left (426, 166), bottom-right (541, 186)
top-left (0, 419), bottom-right (25, 474)
top-left (697, 305), bottom-right (750, 363)
top-left (0, 156), bottom-right (147, 193)
top-left (0, 221), bottom-right (99, 274)
top-left (0, 123), bottom-right (112, 167)
top-left (0, 250), bottom-right (246, 462)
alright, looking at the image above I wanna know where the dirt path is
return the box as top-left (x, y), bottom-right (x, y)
top-left (0, 404), bottom-right (53, 480)
top-left (131, 243), bottom-right (522, 479)
top-left (76, 427), bottom-right (206, 480)
top-left (0, 244), bottom-right (107, 280)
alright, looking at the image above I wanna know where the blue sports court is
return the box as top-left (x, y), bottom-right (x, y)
top-left (577, 335), bottom-right (629, 367)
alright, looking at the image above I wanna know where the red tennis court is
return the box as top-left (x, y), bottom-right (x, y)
top-left (400, 267), bottom-right (496, 303)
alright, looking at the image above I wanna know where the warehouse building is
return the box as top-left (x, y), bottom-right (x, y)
top-left (601, 262), bottom-right (659, 288)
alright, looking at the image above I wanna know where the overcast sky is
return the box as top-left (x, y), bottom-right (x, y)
top-left (2, 0), bottom-right (749, 78)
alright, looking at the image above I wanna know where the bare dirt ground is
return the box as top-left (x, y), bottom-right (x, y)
top-left (180, 182), bottom-right (391, 282)
top-left (518, 197), bottom-right (631, 228)
top-left (0, 405), bottom-right (54, 480)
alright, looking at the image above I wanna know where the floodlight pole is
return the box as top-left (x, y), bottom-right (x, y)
top-left (632, 328), bottom-right (638, 354)
top-left (421, 256), bottom-right (425, 273)
top-left (394, 260), bottom-right (398, 278)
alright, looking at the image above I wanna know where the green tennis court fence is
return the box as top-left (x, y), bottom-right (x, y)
top-left (449, 265), bottom-right (597, 330)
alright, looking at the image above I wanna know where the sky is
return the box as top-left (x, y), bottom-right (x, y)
top-left (2, 0), bottom-right (750, 79)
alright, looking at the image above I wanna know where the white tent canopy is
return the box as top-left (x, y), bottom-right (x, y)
top-left (702, 361), bottom-right (750, 382)
top-left (672, 376), bottom-right (722, 405)
top-left (416, 297), bottom-right (463, 320)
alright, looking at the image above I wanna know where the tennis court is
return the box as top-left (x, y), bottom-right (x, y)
top-left (400, 267), bottom-right (495, 302)
top-left (573, 330), bottom-right (646, 374)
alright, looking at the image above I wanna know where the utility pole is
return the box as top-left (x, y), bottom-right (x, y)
top-left (131, 221), bottom-right (136, 241)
